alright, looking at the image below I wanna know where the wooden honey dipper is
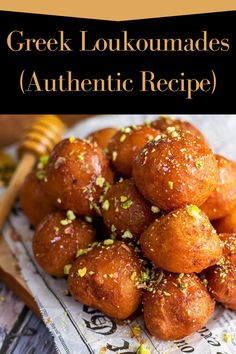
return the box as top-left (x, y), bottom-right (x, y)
top-left (0, 115), bottom-right (65, 231)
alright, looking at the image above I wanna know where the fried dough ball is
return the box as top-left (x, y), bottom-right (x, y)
top-left (201, 155), bottom-right (236, 220)
top-left (205, 233), bottom-right (236, 310)
top-left (43, 138), bottom-right (113, 216)
top-left (143, 272), bottom-right (215, 340)
top-left (68, 240), bottom-right (143, 319)
top-left (101, 179), bottom-right (155, 241)
top-left (151, 116), bottom-right (206, 142)
top-left (33, 211), bottom-right (95, 277)
top-left (133, 130), bottom-right (218, 211)
top-left (19, 171), bottom-right (55, 226)
top-left (108, 125), bottom-right (160, 177)
top-left (140, 205), bottom-right (222, 273)
top-left (86, 127), bottom-right (117, 150)
top-left (214, 210), bottom-right (236, 234)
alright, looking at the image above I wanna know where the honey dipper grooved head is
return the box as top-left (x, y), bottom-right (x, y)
top-left (18, 115), bottom-right (65, 157)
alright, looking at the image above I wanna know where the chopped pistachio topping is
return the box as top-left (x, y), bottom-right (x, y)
top-left (112, 151), bottom-right (118, 161)
top-left (195, 160), bottom-right (204, 169)
top-left (36, 170), bottom-right (46, 180)
top-left (85, 216), bottom-right (93, 223)
top-left (168, 181), bottom-right (174, 190)
top-left (66, 210), bottom-right (76, 221)
top-left (136, 344), bottom-right (150, 354)
top-left (171, 131), bottom-right (179, 138)
top-left (120, 134), bottom-right (126, 142)
top-left (102, 200), bottom-right (110, 211)
top-left (131, 272), bottom-right (137, 281)
top-left (77, 267), bottom-right (87, 277)
top-left (78, 153), bottom-right (84, 162)
top-left (121, 199), bottom-right (133, 209)
top-left (141, 272), bottom-right (150, 283)
top-left (121, 127), bottom-right (131, 133)
top-left (166, 126), bottom-right (176, 134)
top-left (151, 206), bottom-right (160, 213)
top-left (163, 291), bottom-right (171, 297)
top-left (103, 239), bottom-right (114, 246)
top-left (202, 279), bottom-right (208, 287)
top-left (69, 136), bottom-right (75, 143)
top-left (186, 205), bottom-right (201, 219)
top-left (111, 224), bottom-right (117, 232)
top-left (64, 264), bottom-right (72, 275)
top-left (39, 155), bottom-right (49, 166)
top-left (122, 230), bottom-right (133, 239)
top-left (76, 249), bottom-right (86, 257)
top-left (177, 282), bottom-right (188, 291)
top-left (223, 332), bottom-right (233, 343)
top-left (178, 273), bottom-right (184, 280)
top-left (96, 176), bottom-right (105, 187)
top-left (60, 219), bottom-right (72, 226)
top-left (120, 195), bottom-right (128, 202)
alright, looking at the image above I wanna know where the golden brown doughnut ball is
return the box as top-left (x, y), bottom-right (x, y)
top-left (68, 240), bottom-right (143, 320)
top-left (201, 155), bottom-right (236, 220)
top-left (101, 179), bottom-right (155, 241)
top-left (151, 116), bottom-right (206, 142)
top-left (19, 171), bottom-right (55, 226)
top-left (33, 211), bottom-right (95, 277)
top-left (205, 233), bottom-right (236, 310)
top-left (143, 272), bottom-right (215, 340)
top-left (214, 210), bottom-right (236, 234)
top-left (140, 205), bottom-right (222, 273)
top-left (108, 125), bottom-right (161, 177)
top-left (86, 127), bottom-right (117, 150)
top-left (133, 130), bottom-right (218, 211)
top-left (43, 138), bottom-right (113, 216)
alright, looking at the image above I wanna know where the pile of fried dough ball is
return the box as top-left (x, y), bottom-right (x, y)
top-left (19, 116), bottom-right (236, 341)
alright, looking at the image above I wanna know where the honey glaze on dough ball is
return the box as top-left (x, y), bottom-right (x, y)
top-left (19, 170), bottom-right (55, 226)
top-left (133, 130), bottom-right (218, 211)
top-left (214, 210), bottom-right (236, 234)
top-left (86, 127), bottom-right (117, 150)
top-left (140, 205), bottom-right (222, 273)
top-left (201, 155), bottom-right (236, 220)
top-left (151, 116), bottom-right (206, 143)
top-left (33, 211), bottom-right (95, 277)
top-left (108, 125), bottom-right (161, 177)
top-left (101, 179), bottom-right (155, 241)
top-left (43, 138), bottom-right (113, 216)
top-left (68, 240), bottom-right (143, 320)
top-left (143, 272), bottom-right (215, 340)
top-left (205, 233), bottom-right (236, 310)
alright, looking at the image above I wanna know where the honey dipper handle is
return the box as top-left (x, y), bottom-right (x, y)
top-left (0, 152), bottom-right (36, 231)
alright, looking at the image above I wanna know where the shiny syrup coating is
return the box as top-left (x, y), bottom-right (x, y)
top-left (133, 131), bottom-right (218, 211)
top-left (33, 211), bottom-right (95, 277)
top-left (43, 138), bottom-right (113, 216)
top-left (205, 233), bottom-right (236, 310)
top-left (140, 206), bottom-right (222, 273)
top-left (143, 272), bottom-right (215, 340)
top-left (19, 171), bottom-right (55, 226)
top-left (102, 179), bottom-right (155, 241)
top-left (68, 240), bottom-right (143, 320)
top-left (86, 127), bottom-right (117, 150)
top-left (201, 155), bottom-right (236, 220)
top-left (214, 210), bottom-right (236, 234)
top-left (151, 116), bottom-right (206, 143)
top-left (108, 125), bottom-right (161, 177)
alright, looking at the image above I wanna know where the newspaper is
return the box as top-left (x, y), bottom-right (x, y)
top-left (2, 115), bottom-right (236, 354)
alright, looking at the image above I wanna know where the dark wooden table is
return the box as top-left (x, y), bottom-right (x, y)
top-left (0, 282), bottom-right (57, 354)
